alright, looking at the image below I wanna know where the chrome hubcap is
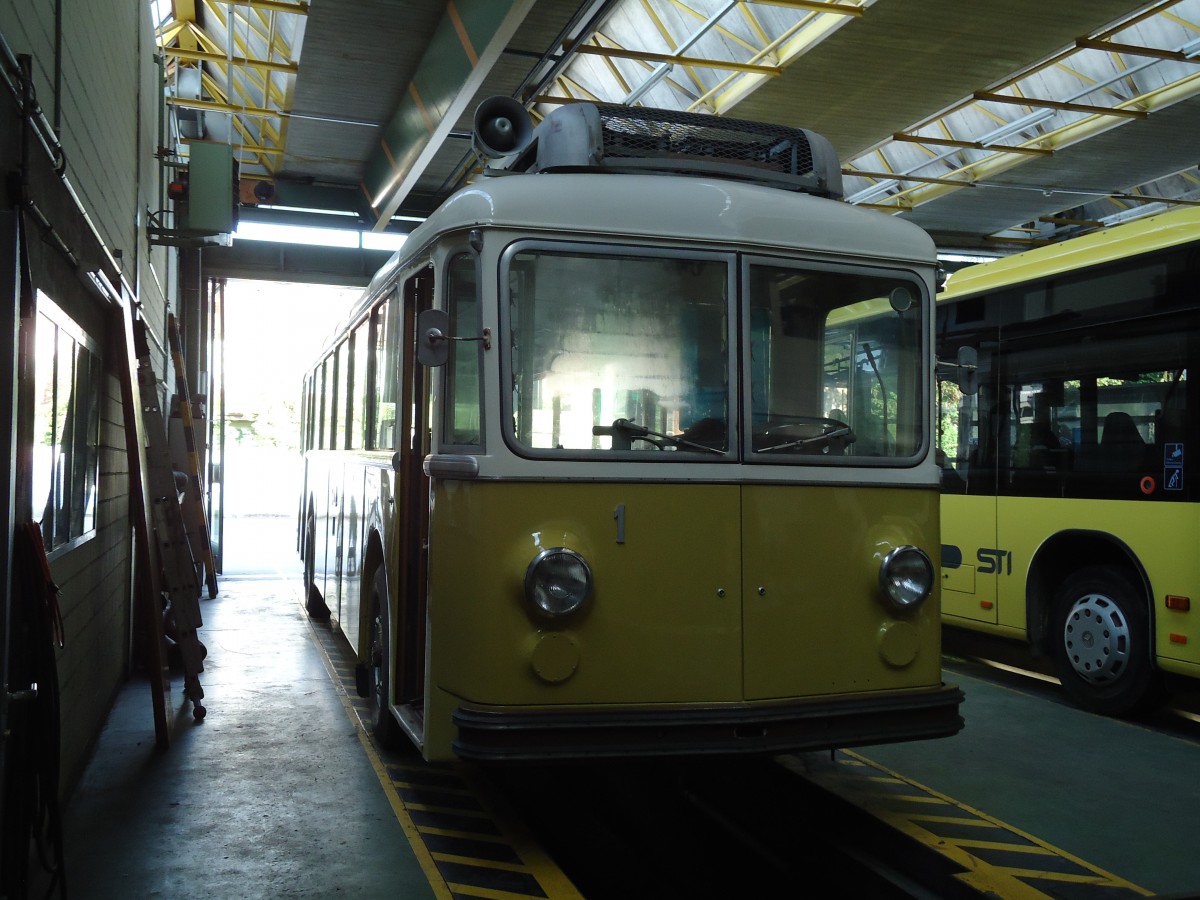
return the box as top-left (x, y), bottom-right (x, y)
top-left (1063, 593), bottom-right (1130, 685)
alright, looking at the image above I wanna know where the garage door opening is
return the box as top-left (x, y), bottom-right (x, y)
top-left (213, 278), bottom-right (358, 576)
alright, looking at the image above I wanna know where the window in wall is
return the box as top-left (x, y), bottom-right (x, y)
top-left (32, 292), bottom-right (102, 551)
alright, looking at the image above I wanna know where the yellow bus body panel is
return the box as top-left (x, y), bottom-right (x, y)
top-left (941, 495), bottom-right (997, 626)
top-left (428, 480), bottom-right (744, 706)
top-left (740, 484), bottom-right (943, 697)
top-left (943, 493), bottom-right (1200, 670)
top-left (425, 480), bottom-right (943, 712)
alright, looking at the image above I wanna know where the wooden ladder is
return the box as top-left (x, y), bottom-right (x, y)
top-left (167, 313), bottom-right (219, 600)
top-left (134, 320), bottom-right (207, 722)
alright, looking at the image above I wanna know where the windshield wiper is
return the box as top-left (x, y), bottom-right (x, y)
top-left (592, 418), bottom-right (723, 455)
top-left (757, 424), bottom-right (856, 454)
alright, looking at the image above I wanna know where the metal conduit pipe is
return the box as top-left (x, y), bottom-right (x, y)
top-left (0, 31), bottom-right (65, 173)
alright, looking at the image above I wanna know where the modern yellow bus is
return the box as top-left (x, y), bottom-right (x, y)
top-left (936, 204), bottom-right (1200, 715)
top-left (299, 99), bottom-right (963, 761)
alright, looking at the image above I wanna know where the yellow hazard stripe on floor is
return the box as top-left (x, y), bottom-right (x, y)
top-left (826, 750), bottom-right (1154, 899)
top-left (301, 597), bottom-right (583, 900)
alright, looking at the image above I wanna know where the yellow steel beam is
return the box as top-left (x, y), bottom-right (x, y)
top-left (669, 0), bottom-right (767, 54)
top-left (567, 43), bottom-right (781, 76)
top-left (183, 136), bottom-right (282, 156)
top-left (703, 5), bottom-right (862, 113)
top-left (162, 46), bottom-right (297, 74)
top-left (743, 0), bottom-right (863, 15)
top-left (586, 34), bottom-right (636, 94)
top-left (173, 0), bottom-right (198, 21)
top-left (844, 168), bottom-right (974, 188)
top-left (1075, 37), bottom-right (1200, 62)
top-left (210, 0), bottom-right (308, 15)
top-left (1111, 191), bottom-right (1200, 207)
top-left (892, 132), bottom-right (1054, 157)
top-left (166, 96), bottom-right (283, 118)
top-left (206, 23), bottom-right (291, 117)
top-left (184, 20), bottom-right (224, 55)
top-left (171, 0), bottom-right (200, 51)
top-left (204, 0), bottom-right (272, 46)
top-left (199, 69), bottom-right (284, 147)
top-left (973, 90), bottom-right (1148, 119)
top-left (1040, 215), bottom-right (1103, 227)
top-left (157, 21), bottom-right (188, 44)
top-left (736, 1), bottom-right (772, 50)
top-left (205, 67), bottom-right (284, 139)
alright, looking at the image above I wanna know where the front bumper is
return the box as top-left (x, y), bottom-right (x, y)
top-left (451, 684), bottom-right (964, 761)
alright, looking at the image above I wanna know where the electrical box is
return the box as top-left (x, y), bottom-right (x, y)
top-left (183, 142), bottom-right (238, 236)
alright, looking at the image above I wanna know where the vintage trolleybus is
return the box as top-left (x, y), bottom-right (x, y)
top-left (300, 100), bottom-right (964, 761)
top-left (936, 205), bottom-right (1200, 715)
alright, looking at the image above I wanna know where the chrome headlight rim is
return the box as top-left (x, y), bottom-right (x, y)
top-left (524, 547), bottom-right (593, 620)
top-left (879, 545), bottom-right (934, 610)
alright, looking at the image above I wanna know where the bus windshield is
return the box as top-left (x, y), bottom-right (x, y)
top-left (505, 246), bottom-right (925, 462)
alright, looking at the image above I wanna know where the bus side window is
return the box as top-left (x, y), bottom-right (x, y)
top-left (349, 319), bottom-right (370, 449)
top-left (319, 357), bottom-right (332, 450)
top-left (373, 297), bottom-right (396, 450)
top-left (333, 342), bottom-right (349, 450)
top-left (444, 253), bottom-right (482, 447)
top-left (936, 379), bottom-right (970, 494)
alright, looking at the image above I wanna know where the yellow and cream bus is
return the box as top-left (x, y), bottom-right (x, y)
top-left (299, 100), bottom-right (963, 762)
top-left (936, 205), bottom-right (1200, 715)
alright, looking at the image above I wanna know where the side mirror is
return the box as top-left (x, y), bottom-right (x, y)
top-left (417, 308), bottom-right (450, 367)
top-left (416, 308), bottom-right (492, 368)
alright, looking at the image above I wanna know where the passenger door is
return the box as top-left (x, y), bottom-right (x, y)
top-left (938, 341), bottom-right (1000, 626)
top-left (393, 270), bottom-right (432, 705)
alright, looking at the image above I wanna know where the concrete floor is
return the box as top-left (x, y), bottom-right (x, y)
top-left (45, 519), bottom-right (435, 899)
top-left (38, 512), bottom-right (1200, 898)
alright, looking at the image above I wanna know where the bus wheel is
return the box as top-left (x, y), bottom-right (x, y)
top-left (1050, 566), bottom-right (1162, 716)
top-left (368, 569), bottom-right (402, 748)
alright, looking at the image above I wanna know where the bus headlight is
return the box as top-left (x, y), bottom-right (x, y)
top-left (879, 546), bottom-right (934, 610)
top-left (525, 548), bottom-right (593, 619)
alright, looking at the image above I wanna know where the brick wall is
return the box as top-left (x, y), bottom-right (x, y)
top-left (2, 0), bottom-right (175, 796)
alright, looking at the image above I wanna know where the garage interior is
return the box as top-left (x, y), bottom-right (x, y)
top-left (3, 1), bottom-right (1200, 897)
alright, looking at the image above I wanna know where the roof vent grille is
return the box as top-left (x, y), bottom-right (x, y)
top-left (479, 100), bottom-right (842, 199)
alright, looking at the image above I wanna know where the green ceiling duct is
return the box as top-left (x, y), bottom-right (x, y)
top-left (363, 0), bottom-right (535, 228)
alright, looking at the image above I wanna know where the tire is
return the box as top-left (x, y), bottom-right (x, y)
top-left (1050, 566), bottom-right (1162, 716)
top-left (368, 569), bottom-right (403, 749)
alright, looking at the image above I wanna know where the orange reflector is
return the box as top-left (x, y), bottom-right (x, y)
top-left (1166, 595), bottom-right (1191, 611)
top-left (1170, 633), bottom-right (1188, 645)
top-left (980, 600), bottom-right (994, 610)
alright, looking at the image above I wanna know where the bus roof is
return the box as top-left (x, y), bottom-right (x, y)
top-left (329, 171), bottom-right (939, 359)
top-left (942, 204), bottom-right (1200, 300)
top-left (395, 170), bottom-right (936, 269)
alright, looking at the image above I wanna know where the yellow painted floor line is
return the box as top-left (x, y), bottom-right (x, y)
top-left (302, 607), bottom-right (584, 900)
top-left (419, 825), bottom-right (516, 843)
top-left (837, 749), bottom-right (1155, 898)
top-left (432, 852), bottom-right (536, 873)
top-left (905, 813), bottom-right (1001, 827)
top-left (407, 802), bottom-right (496, 818)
